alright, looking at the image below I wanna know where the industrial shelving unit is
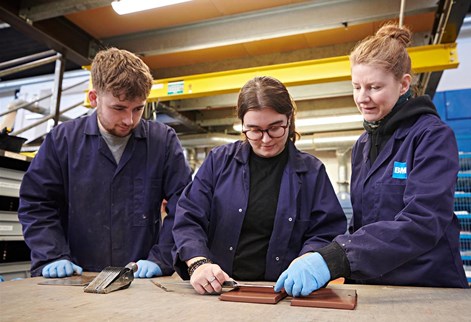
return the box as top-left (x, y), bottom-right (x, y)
top-left (0, 149), bottom-right (32, 280)
top-left (455, 152), bottom-right (471, 285)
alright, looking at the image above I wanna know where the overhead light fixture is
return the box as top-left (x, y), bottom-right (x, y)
top-left (296, 114), bottom-right (363, 128)
top-left (295, 133), bottom-right (361, 150)
top-left (312, 135), bottom-right (360, 144)
top-left (112, 0), bottom-right (192, 15)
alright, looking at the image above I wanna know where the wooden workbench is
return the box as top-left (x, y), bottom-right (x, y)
top-left (0, 275), bottom-right (469, 321)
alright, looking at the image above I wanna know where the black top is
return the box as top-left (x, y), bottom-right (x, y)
top-left (364, 92), bottom-right (438, 164)
top-left (232, 144), bottom-right (289, 280)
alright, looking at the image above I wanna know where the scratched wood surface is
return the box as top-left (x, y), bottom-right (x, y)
top-left (1, 274), bottom-right (469, 321)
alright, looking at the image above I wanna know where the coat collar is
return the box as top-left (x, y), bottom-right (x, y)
top-left (361, 114), bottom-right (427, 179)
top-left (359, 114), bottom-right (417, 161)
top-left (233, 140), bottom-right (308, 173)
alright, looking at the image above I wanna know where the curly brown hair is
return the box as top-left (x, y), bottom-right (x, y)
top-left (91, 47), bottom-right (153, 101)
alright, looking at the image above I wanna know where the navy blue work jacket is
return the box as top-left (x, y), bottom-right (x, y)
top-left (173, 140), bottom-right (347, 280)
top-left (19, 112), bottom-right (192, 276)
top-left (336, 110), bottom-right (468, 287)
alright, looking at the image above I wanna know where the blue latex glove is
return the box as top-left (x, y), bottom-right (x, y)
top-left (274, 252), bottom-right (331, 297)
top-left (134, 260), bottom-right (163, 278)
top-left (42, 259), bottom-right (83, 278)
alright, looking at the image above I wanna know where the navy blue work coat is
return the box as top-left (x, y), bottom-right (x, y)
top-left (19, 112), bottom-right (192, 276)
top-left (335, 111), bottom-right (468, 287)
top-left (173, 140), bottom-right (347, 280)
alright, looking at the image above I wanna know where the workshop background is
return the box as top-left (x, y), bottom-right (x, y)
top-left (0, 0), bottom-right (470, 284)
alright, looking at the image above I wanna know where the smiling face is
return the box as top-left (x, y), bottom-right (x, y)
top-left (243, 107), bottom-right (290, 158)
top-left (89, 89), bottom-right (146, 137)
top-left (351, 64), bottom-right (411, 122)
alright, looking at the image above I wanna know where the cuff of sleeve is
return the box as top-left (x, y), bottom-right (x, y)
top-left (317, 241), bottom-right (351, 280)
top-left (146, 254), bottom-right (174, 276)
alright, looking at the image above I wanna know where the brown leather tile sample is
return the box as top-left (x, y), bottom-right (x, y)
top-left (290, 288), bottom-right (357, 310)
top-left (219, 285), bottom-right (288, 304)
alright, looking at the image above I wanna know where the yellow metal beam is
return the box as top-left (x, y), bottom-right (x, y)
top-left (149, 43), bottom-right (457, 102)
top-left (84, 43), bottom-right (457, 105)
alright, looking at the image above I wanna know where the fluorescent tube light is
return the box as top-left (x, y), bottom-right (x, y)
top-left (296, 114), bottom-right (363, 127)
top-left (233, 114), bottom-right (363, 132)
top-left (295, 134), bottom-right (361, 149)
top-left (112, 0), bottom-right (192, 15)
top-left (211, 137), bottom-right (238, 144)
top-left (313, 135), bottom-right (360, 144)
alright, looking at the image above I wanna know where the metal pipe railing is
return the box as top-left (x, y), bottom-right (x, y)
top-left (0, 49), bottom-right (91, 149)
top-left (51, 53), bottom-right (65, 126)
top-left (11, 101), bottom-right (84, 136)
top-left (0, 54), bottom-right (60, 78)
top-left (0, 50), bottom-right (56, 70)
top-left (0, 78), bottom-right (89, 117)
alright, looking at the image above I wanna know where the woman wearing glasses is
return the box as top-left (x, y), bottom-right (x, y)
top-left (173, 76), bottom-right (347, 294)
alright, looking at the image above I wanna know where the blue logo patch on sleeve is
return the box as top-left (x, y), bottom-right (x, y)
top-left (392, 161), bottom-right (407, 179)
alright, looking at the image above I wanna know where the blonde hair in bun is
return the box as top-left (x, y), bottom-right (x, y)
top-left (350, 22), bottom-right (412, 81)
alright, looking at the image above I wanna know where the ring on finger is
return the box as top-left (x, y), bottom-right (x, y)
top-left (208, 276), bottom-right (216, 283)
top-left (203, 282), bottom-right (210, 287)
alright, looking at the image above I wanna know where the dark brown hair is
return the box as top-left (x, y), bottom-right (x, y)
top-left (237, 76), bottom-right (299, 142)
top-left (350, 22), bottom-right (412, 80)
top-left (91, 47), bottom-right (153, 101)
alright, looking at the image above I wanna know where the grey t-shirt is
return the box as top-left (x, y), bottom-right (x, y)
top-left (98, 122), bottom-right (131, 164)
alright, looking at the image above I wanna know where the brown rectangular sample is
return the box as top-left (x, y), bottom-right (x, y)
top-left (290, 288), bottom-right (357, 310)
top-left (236, 285), bottom-right (277, 293)
top-left (37, 275), bottom-right (96, 286)
top-left (219, 286), bottom-right (287, 304)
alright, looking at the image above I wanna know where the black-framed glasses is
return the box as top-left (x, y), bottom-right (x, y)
top-left (242, 123), bottom-right (290, 141)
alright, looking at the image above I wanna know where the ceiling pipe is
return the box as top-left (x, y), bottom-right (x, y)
top-left (295, 130), bottom-right (362, 151)
top-left (336, 148), bottom-right (351, 195)
top-left (178, 133), bottom-right (239, 148)
top-left (336, 147), bottom-right (353, 225)
top-left (418, 0), bottom-right (454, 96)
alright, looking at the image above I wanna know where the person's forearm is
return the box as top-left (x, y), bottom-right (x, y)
top-left (317, 241), bottom-right (351, 279)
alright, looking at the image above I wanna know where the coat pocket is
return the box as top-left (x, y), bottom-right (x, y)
top-left (375, 183), bottom-right (406, 221)
top-left (133, 178), bottom-right (162, 226)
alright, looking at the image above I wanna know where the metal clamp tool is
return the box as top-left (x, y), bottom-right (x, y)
top-left (84, 262), bottom-right (138, 294)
